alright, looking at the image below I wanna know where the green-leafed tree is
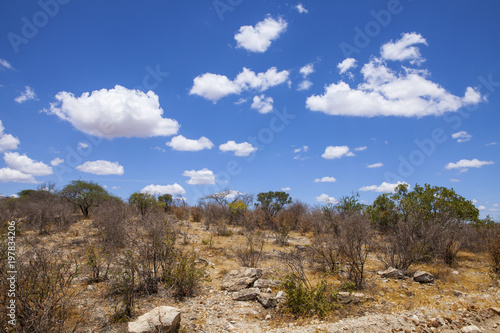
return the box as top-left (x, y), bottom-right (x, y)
top-left (60, 180), bottom-right (110, 218)
top-left (158, 194), bottom-right (173, 212)
top-left (256, 191), bottom-right (292, 217)
top-left (128, 192), bottom-right (157, 216)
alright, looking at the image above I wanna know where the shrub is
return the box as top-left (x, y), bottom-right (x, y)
top-left (190, 205), bottom-right (203, 222)
top-left (92, 199), bottom-right (130, 251)
top-left (310, 233), bottom-right (340, 273)
top-left (84, 243), bottom-right (110, 283)
top-left (488, 224), bottom-right (500, 275)
top-left (282, 275), bottom-right (338, 318)
top-left (0, 245), bottom-right (83, 333)
top-left (236, 231), bottom-right (265, 268)
top-left (162, 250), bottom-right (205, 299)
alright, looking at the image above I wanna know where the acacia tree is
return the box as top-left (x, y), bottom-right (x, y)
top-left (256, 191), bottom-right (292, 218)
top-left (128, 192), bottom-right (157, 216)
top-left (158, 194), bottom-right (173, 212)
top-left (371, 183), bottom-right (479, 267)
top-left (60, 180), bottom-right (110, 218)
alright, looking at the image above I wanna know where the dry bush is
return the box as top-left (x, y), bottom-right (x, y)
top-left (18, 186), bottom-right (75, 234)
top-left (84, 242), bottom-right (111, 284)
top-left (271, 209), bottom-right (293, 245)
top-left (92, 199), bottom-right (131, 251)
top-left (236, 231), bottom-right (265, 268)
top-left (488, 224), bottom-right (500, 275)
top-left (162, 250), bottom-right (206, 300)
top-left (171, 206), bottom-right (189, 221)
top-left (310, 233), bottom-right (340, 273)
top-left (190, 205), bottom-right (203, 222)
top-left (0, 197), bottom-right (19, 224)
top-left (335, 212), bottom-right (373, 289)
top-left (0, 245), bottom-right (83, 333)
top-left (201, 202), bottom-right (229, 231)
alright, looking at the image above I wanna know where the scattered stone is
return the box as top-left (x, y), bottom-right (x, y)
top-left (413, 271), bottom-right (434, 283)
top-left (454, 290), bottom-right (465, 297)
top-left (232, 288), bottom-right (260, 301)
top-left (253, 279), bottom-right (280, 288)
top-left (490, 307), bottom-right (500, 315)
top-left (461, 325), bottom-right (482, 333)
top-left (196, 258), bottom-right (214, 266)
top-left (221, 267), bottom-right (262, 291)
top-left (452, 270), bottom-right (459, 275)
top-left (276, 290), bottom-right (285, 299)
top-left (411, 315), bottom-right (420, 324)
top-left (337, 292), bottom-right (367, 304)
top-left (378, 267), bottom-right (404, 279)
top-left (265, 314), bottom-right (272, 320)
top-left (257, 293), bottom-right (277, 308)
top-left (128, 306), bottom-right (181, 333)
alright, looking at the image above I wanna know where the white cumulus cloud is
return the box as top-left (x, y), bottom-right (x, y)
top-left (183, 168), bottom-right (215, 185)
top-left (166, 135), bottom-right (214, 151)
top-left (0, 121), bottom-right (20, 153)
top-left (451, 131), bottom-right (472, 143)
top-left (314, 176), bottom-right (336, 183)
top-left (45, 85), bottom-right (180, 138)
top-left (50, 157), bottom-right (64, 166)
top-left (295, 3), bottom-right (308, 14)
top-left (4, 152), bottom-right (53, 176)
top-left (0, 168), bottom-right (37, 183)
top-left (141, 183), bottom-right (186, 195)
top-left (297, 80), bottom-right (313, 91)
top-left (316, 193), bottom-right (338, 204)
top-left (321, 146), bottom-right (355, 159)
top-left (300, 64), bottom-right (314, 78)
top-left (14, 86), bottom-right (37, 103)
top-left (306, 33), bottom-right (484, 118)
top-left (445, 158), bottom-right (494, 170)
top-left (281, 187), bottom-right (291, 191)
top-left (338, 58), bottom-right (358, 74)
top-left (75, 160), bottom-right (124, 175)
top-left (380, 32), bottom-right (428, 64)
top-left (359, 181), bottom-right (408, 193)
top-left (251, 94), bottom-right (273, 114)
top-left (190, 67), bottom-right (289, 103)
top-left (234, 16), bottom-right (287, 53)
top-left (219, 141), bottom-right (257, 157)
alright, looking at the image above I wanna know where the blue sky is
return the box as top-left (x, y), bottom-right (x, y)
top-left (1, 0), bottom-right (499, 218)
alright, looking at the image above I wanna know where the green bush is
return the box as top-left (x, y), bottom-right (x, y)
top-left (281, 275), bottom-right (338, 318)
top-left (162, 250), bottom-right (205, 299)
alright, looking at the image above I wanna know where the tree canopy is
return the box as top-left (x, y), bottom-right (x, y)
top-left (60, 180), bottom-right (110, 218)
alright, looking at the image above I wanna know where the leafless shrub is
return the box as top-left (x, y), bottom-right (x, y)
top-left (0, 244), bottom-right (83, 332)
top-left (202, 202), bottom-right (230, 231)
top-left (309, 233), bottom-right (340, 273)
top-left (92, 198), bottom-right (131, 251)
top-left (335, 212), bottom-right (373, 289)
top-left (236, 231), bottom-right (265, 268)
top-left (488, 224), bottom-right (500, 275)
top-left (18, 184), bottom-right (75, 234)
top-left (190, 205), bottom-right (203, 222)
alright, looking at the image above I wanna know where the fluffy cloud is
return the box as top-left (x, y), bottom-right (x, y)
top-left (45, 85), bottom-right (179, 138)
top-left (306, 33), bottom-right (484, 118)
top-left (50, 157), bottom-right (64, 166)
top-left (219, 141), bottom-right (257, 156)
top-left (321, 146), bottom-right (355, 159)
top-left (445, 158), bottom-right (494, 171)
top-left (251, 95), bottom-right (273, 114)
top-left (367, 162), bottom-right (383, 168)
top-left (0, 121), bottom-right (20, 153)
top-left (0, 59), bottom-right (13, 70)
top-left (183, 168), bottom-right (215, 185)
top-left (75, 160), bottom-right (124, 175)
top-left (300, 64), bottom-right (314, 78)
top-left (141, 183), bottom-right (185, 195)
top-left (234, 16), bottom-right (287, 53)
top-left (380, 32), bottom-right (428, 64)
top-left (451, 131), bottom-right (472, 143)
top-left (0, 168), bottom-right (37, 183)
top-left (314, 176), bottom-right (336, 183)
top-left (316, 193), bottom-right (337, 204)
top-left (359, 181), bottom-right (408, 193)
top-left (190, 67), bottom-right (289, 103)
top-left (338, 58), bottom-right (357, 74)
top-left (15, 86), bottom-right (37, 104)
top-left (4, 152), bottom-right (53, 176)
top-left (295, 3), bottom-right (308, 14)
top-left (166, 135), bottom-right (214, 151)
top-left (354, 146), bottom-right (367, 151)
top-left (297, 80), bottom-right (313, 91)
top-left (281, 187), bottom-right (291, 191)
top-left (294, 146), bottom-right (309, 153)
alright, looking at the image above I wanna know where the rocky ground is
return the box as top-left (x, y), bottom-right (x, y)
top-left (27, 219), bottom-right (500, 333)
